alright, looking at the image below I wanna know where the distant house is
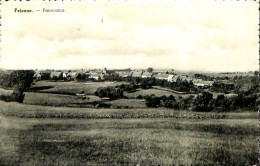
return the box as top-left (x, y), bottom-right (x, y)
top-left (50, 71), bottom-right (63, 80)
top-left (194, 80), bottom-right (214, 88)
top-left (141, 72), bottom-right (154, 78)
top-left (132, 71), bottom-right (143, 77)
top-left (193, 79), bottom-right (203, 83)
top-left (63, 72), bottom-right (67, 78)
top-left (89, 72), bottom-right (101, 80)
top-left (154, 74), bottom-right (170, 80)
top-left (118, 71), bottom-right (133, 78)
top-left (167, 75), bottom-right (175, 82)
top-left (170, 75), bottom-right (180, 82)
top-left (178, 75), bottom-right (193, 83)
top-left (33, 70), bottom-right (42, 80)
top-left (66, 72), bottom-right (79, 80)
top-left (99, 72), bottom-right (106, 80)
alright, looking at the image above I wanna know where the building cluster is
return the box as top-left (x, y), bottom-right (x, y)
top-left (33, 68), bottom-right (219, 88)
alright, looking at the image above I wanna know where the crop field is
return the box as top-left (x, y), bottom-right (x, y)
top-left (31, 81), bottom-right (128, 95)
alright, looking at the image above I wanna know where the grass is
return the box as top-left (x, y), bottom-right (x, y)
top-left (104, 99), bottom-right (147, 108)
top-left (23, 92), bottom-right (102, 107)
top-left (0, 115), bottom-right (258, 165)
top-left (32, 81), bottom-right (128, 95)
top-left (0, 101), bottom-right (257, 119)
top-left (124, 88), bottom-right (192, 99)
top-left (0, 100), bottom-right (258, 165)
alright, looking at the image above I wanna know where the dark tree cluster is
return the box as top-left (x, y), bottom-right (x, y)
top-left (210, 82), bottom-right (234, 93)
top-left (0, 70), bottom-right (35, 102)
top-left (143, 87), bottom-right (258, 112)
top-left (194, 74), bottom-right (214, 81)
top-left (116, 84), bottom-right (138, 93)
top-left (94, 86), bottom-right (124, 100)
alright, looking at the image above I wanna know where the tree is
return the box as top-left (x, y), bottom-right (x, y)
top-left (147, 67), bottom-right (153, 73)
top-left (0, 70), bottom-right (35, 103)
top-left (193, 91), bottom-right (213, 112)
top-left (145, 95), bottom-right (160, 107)
top-left (95, 86), bottom-right (123, 100)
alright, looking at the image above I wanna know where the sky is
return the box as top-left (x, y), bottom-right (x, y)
top-left (1, 1), bottom-right (259, 72)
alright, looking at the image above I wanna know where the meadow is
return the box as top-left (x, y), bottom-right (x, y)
top-left (0, 80), bottom-right (258, 165)
top-left (23, 92), bottom-right (102, 107)
top-left (124, 88), bottom-right (192, 99)
top-left (0, 100), bottom-right (258, 165)
top-left (31, 81), bottom-right (128, 95)
top-left (0, 114), bottom-right (257, 165)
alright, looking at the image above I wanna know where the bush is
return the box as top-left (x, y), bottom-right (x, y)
top-left (193, 92), bottom-right (213, 112)
top-left (95, 86), bottom-right (124, 100)
top-left (145, 94), bottom-right (160, 107)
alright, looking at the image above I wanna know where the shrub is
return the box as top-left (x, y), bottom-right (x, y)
top-left (95, 86), bottom-right (123, 100)
top-left (193, 92), bottom-right (213, 112)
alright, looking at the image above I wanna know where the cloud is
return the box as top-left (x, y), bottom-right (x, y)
top-left (0, 1), bottom-right (258, 72)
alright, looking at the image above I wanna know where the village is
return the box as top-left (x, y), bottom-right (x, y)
top-left (33, 67), bottom-right (241, 89)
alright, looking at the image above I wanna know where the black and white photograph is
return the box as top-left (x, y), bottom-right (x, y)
top-left (0, 0), bottom-right (259, 165)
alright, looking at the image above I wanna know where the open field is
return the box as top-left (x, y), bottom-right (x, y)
top-left (23, 92), bottom-right (102, 107)
top-left (124, 88), bottom-right (192, 99)
top-left (24, 92), bottom-right (146, 108)
top-left (104, 99), bottom-right (147, 108)
top-left (0, 101), bottom-right (257, 119)
top-left (31, 81), bottom-right (128, 95)
top-left (0, 113), bottom-right (257, 165)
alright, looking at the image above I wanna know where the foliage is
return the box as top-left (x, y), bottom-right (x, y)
top-left (194, 74), bottom-right (214, 81)
top-left (144, 94), bottom-right (161, 107)
top-left (0, 70), bottom-right (35, 103)
top-left (192, 92), bottom-right (213, 112)
top-left (95, 86), bottom-right (124, 100)
top-left (116, 84), bottom-right (138, 93)
top-left (211, 82), bottom-right (234, 93)
top-left (147, 67), bottom-right (153, 73)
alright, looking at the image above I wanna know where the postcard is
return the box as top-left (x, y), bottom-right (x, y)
top-left (0, 0), bottom-right (258, 165)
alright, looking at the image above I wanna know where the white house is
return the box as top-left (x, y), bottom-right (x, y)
top-left (141, 72), bottom-right (154, 78)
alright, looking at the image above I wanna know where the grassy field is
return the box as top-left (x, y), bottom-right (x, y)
top-left (0, 101), bottom-right (257, 119)
top-left (104, 99), bottom-right (146, 108)
top-left (124, 88), bottom-right (192, 99)
top-left (23, 92), bottom-right (102, 107)
top-left (23, 92), bottom-right (146, 108)
top-left (0, 101), bottom-right (258, 165)
top-left (0, 115), bottom-right (257, 165)
top-left (32, 81), bottom-right (128, 95)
